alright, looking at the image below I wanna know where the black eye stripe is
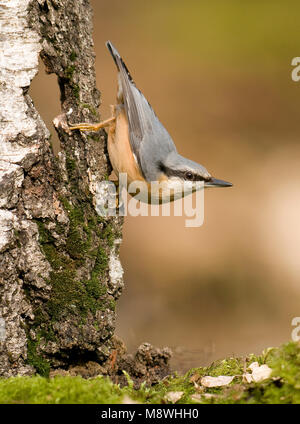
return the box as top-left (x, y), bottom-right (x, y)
top-left (159, 163), bottom-right (208, 181)
top-left (192, 175), bottom-right (205, 182)
top-left (195, 175), bottom-right (205, 181)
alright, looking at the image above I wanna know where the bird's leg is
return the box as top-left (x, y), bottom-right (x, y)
top-left (112, 180), bottom-right (120, 209)
top-left (69, 116), bottom-right (115, 132)
top-left (110, 179), bottom-right (126, 214)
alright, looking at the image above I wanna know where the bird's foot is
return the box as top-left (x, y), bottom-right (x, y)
top-left (69, 116), bottom-right (115, 132)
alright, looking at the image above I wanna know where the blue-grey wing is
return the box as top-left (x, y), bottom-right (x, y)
top-left (106, 41), bottom-right (176, 181)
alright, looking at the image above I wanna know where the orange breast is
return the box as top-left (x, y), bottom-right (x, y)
top-left (107, 107), bottom-right (176, 204)
top-left (107, 108), bottom-right (146, 185)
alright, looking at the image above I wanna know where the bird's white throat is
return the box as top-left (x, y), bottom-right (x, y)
top-left (128, 177), bottom-right (204, 205)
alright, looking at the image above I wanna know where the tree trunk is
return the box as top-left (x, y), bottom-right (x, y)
top-left (0, 0), bottom-right (124, 377)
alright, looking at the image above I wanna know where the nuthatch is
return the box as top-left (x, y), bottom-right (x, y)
top-left (70, 41), bottom-right (232, 204)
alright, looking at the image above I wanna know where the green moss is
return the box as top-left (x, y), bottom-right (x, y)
top-left (27, 338), bottom-right (50, 378)
top-left (65, 156), bottom-right (76, 174)
top-left (28, 205), bottom-right (113, 368)
top-left (35, 212), bottom-right (109, 321)
top-left (34, 220), bottom-right (55, 244)
top-left (194, 356), bottom-right (249, 379)
top-left (65, 216), bottom-right (87, 261)
top-left (13, 229), bottom-right (21, 248)
top-left (107, 299), bottom-right (116, 312)
top-left (69, 51), bottom-right (77, 62)
top-left (97, 215), bottom-right (120, 248)
top-left (29, 183), bottom-right (117, 373)
top-left (100, 223), bottom-right (114, 248)
top-left (65, 156), bottom-right (79, 192)
top-left (65, 65), bottom-right (76, 80)
top-left (87, 134), bottom-right (100, 142)
top-left (45, 264), bottom-right (107, 320)
top-left (0, 376), bottom-right (123, 404)
top-left (133, 341), bottom-right (300, 404)
top-left (72, 83), bottom-right (80, 99)
top-left (80, 103), bottom-right (98, 117)
top-left (42, 244), bottom-right (65, 270)
top-left (179, 341), bottom-right (300, 404)
top-left (4, 342), bottom-right (300, 404)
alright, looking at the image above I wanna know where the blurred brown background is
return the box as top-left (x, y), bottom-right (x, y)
top-left (30, 0), bottom-right (300, 371)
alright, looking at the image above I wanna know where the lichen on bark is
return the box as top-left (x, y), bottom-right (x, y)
top-left (0, 0), bottom-right (123, 377)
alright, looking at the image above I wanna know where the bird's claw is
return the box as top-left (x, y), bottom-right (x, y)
top-left (69, 117), bottom-right (116, 132)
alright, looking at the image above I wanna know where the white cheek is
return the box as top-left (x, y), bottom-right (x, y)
top-left (169, 180), bottom-right (203, 197)
top-left (165, 179), bottom-right (181, 188)
top-left (163, 179), bottom-right (194, 200)
top-left (183, 181), bottom-right (195, 194)
top-left (163, 179), bottom-right (184, 193)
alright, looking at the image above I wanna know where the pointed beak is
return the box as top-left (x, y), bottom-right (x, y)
top-left (205, 177), bottom-right (233, 188)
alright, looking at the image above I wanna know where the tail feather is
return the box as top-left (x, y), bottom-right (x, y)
top-left (106, 41), bottom-right (135, 85)
top-left (105, 41), bottom-right (153, 145)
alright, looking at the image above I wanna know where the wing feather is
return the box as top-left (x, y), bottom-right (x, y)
top-left (106, 41), bottom-right (176, 181)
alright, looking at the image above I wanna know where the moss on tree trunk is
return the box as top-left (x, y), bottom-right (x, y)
top-left (0, 0), bottom-right (123, 377)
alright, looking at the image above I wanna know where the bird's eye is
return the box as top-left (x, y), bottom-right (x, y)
top-left (185, 172), bottom-right (194, 180)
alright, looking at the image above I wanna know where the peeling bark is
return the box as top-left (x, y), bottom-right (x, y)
top-left (0, 0), bottom-right (123, 376)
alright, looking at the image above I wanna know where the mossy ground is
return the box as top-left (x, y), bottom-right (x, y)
top-left (1, 341), bottom-right (300, 404)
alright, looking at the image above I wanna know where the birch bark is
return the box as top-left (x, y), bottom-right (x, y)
top-left (0, 0), bottom-right (123, 377)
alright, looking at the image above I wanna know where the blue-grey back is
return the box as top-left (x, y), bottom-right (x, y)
top-left (106, 41), bottom-right (177, 181)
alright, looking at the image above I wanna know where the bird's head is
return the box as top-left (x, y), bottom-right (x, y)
top-left (160, 152), bottom-right (232, 192)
